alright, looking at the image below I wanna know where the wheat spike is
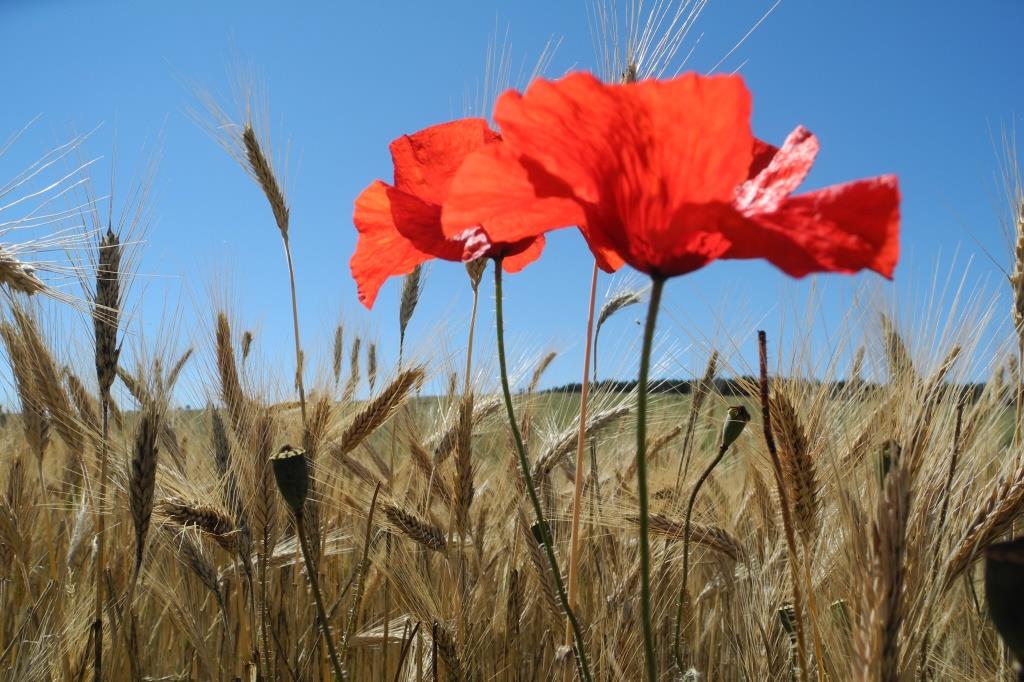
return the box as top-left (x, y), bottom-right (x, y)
top-left (332, 324), bottom-right (344, 385)
top-left (215, 312), bottom-right (249, 434)
top-left (527, 352), bottom-right (558, 395)
top-left (534, 404), bottom-right (630, 478)
top-left (0, 244), bottom-right (46, 295)
top-left (337, 366), bottom-right (425, 456)
top-left (399, 264), bottom-right (423, 350)
top-left (158, 497), bottom-right (239, 553)
top-left (642, 514), bottom-right (743, 562)
top-left (770, 390), bottom-right (819, 545)
top-left (383, 503), bottom-right (446, 552)
top-left (367, 343), bottom-right (378, 392)
top-left (162, 525), bottom-right (220, 597)
top-left (242, 124), bottom-right (288, 238)
top-left (944, 460), bottom-right (1024, 588)
top-left (342, 337), bottom-right (362, 402)
top-left (129, 401), bottom-right (162, 581)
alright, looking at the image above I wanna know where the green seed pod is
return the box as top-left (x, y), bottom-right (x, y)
top-left (721, 405), bottom-right (751, 451)
top-left (985, 537), bottom-right (1024, 667)
top-left (271, 444), bottom-right (309, 514)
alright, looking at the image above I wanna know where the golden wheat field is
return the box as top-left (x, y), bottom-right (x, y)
top-left (2, 2), bottom-right (1024, 682)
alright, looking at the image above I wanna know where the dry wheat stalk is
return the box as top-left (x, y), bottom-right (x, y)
top-left (770, 390), bottom-right (819, 545)
top-left (11, 305), bottom-right (84, 458)
top-left (215, 312), bottom-right (250, 434)
top-left (944, 459), bottom-right (1024, 588)
top-left (399, 265), bottom-right (423, 353)
top-left (518, 509), bottom-right (562, 623)
top-left (431, 620), bottom-right (464, 681)
top-left (410, 439), bottom-right (454, 504)
top-left (129, 401), bottom-right (162, 584)
top-left (332, 324), bottom-right (344, 385)
top-left (65, 370), bottom-right (99, 436)
top-left (854, 448), bottom-right (910, 681)
top-left (337, 366), bottom-right (425, 456)
top-left (367, 343), bottom-right (378, 392)
top-left (454, 393), bottom-right (474, 534)
top-left (430, 395), bottom-right (501, 465)
top-left (642, 514), bottom-right (743, 562)
top-left (0, 322), bottom-right (50, 466)
top-left (0, 245), bottom-right (46, 295)
top-left (162, 525), bottom-right (221, 597)
top-left (383, 503), bottom-right (446, 552)
top-left (241, 329), bottom-right (254, 362)
top-left (166, 347), bottom-right (193, 391)
top-left (158, 497), bottom-right (239, 553)
top-left (528, 352), bottom-right (558, 395)
top-left (242, 125), bottom-right (289, 238)
top-left (93, 227), bottom-right (121, 401)
top-left (676, 350), bottom-right (719, 489)
top-left (210, 408), bottom-right (230, 479)
top-left (881, 314), bottom-right (915, 382)
top-left (342, 337), bottom-right (362, 402)
top-left (534, 404), bottom-right (630, 478)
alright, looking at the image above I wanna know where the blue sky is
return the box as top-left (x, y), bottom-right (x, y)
top-left (1, 1), bottom-right (1022, 399)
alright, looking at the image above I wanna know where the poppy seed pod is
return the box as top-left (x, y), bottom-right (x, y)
top-left (721, 405), bottom-right (751, 451)
top-left (271, 444), bottom-right (309, 514)
top-left (985, 537), bottom-right (1024, 670)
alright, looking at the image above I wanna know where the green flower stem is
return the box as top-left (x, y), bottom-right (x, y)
top-left (295, 510), bottom-right (347, 682)
top-left (636, 276), bottom-right (665, 682)
top-left (493, 259), bottom-right (593, 682)
top-left (673, 440), bottom-right (729, 672)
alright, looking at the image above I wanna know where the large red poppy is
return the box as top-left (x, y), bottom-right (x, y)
top-left (442, 72), bottom-right (899, 280)
top-left (350, 118), bottom-right (546, 308)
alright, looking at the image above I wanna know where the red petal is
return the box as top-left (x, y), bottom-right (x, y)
top-left (390, 119), bottom-right (499, 205)
top-left (748, 138), bottom-right (779, 178)
top-left (502, 235), bottom-right (546, 273)
top-left (351, 181), bottom-right (439, 309)
top-left (736, 126), bottom-right (819, 213)
top-left (443, 142), bottom-right (585, 241)
top-left (579, 225), bottom-right (625, 273)
top-left (493, 72), bottom-right (753, 276)
top-left (724, 175), bottom-right (900, 278)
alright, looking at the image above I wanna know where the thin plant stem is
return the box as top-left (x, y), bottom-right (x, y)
top-left (455, 286), bottom-right (479, 651)
top-left (1015, 334), bottom-right (1023, 447)
top-left (917, 397), bottom-right (966, 678)
top-left (92, 400), bottom-right (109, 682)
top-left (636, 276), bottom-right (665, 682)
top-left (282, 235), bottom-right (308, 431)
top-left (803, 551), bottom-right (827, 682)
top-left (565, 260), bottom-right (599, 654)
top-left (295, 509), bottom-right (347, 682)
top-left (493, 258), bottom-right (593, 682)
top-left (673, 439), bottom-right (729, 672)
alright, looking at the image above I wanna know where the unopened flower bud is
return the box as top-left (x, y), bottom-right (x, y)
top-left (721, 405), bottom-right (750, 450)
top-left (271, 444), bottom-right (309, 514)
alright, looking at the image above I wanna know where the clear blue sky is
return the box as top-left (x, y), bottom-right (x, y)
top-left (1, 0), bottom-right (1022, 398)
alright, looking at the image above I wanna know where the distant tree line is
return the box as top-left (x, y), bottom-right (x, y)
top-left (543, 377), bottom-right (989, 402)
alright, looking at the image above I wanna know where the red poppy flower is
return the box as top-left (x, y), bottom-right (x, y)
top-left (350, 118), bottom-right (546, 308)
top-left (442, 72), bottom-right (899, 280)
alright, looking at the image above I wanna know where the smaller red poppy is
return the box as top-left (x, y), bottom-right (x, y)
top-left (350, 118), bottom-right (545, 308)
